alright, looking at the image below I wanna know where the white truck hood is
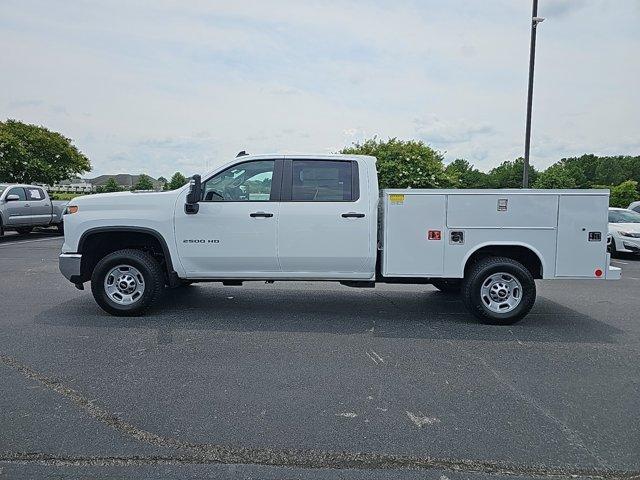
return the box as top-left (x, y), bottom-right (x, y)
top-left (71, 190), bottom-right (177, 207)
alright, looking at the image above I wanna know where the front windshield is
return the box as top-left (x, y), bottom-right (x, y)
top-left (609, 209), bottom-right (640, 223)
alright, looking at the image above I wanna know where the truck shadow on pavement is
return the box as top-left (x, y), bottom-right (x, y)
top-left (37, 285), bottom-right (624, 345)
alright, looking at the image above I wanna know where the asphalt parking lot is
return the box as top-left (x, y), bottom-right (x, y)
top-left (0, 235), bottom-right (638, 480)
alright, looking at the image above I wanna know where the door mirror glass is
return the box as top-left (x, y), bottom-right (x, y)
top-left (6, 194), bottom-right (20, 202)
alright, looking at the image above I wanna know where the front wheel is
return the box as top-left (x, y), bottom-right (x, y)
top-left (462, 257), bottom-right (536, 325)
top-left (91, 249), bottom-right (164, 316)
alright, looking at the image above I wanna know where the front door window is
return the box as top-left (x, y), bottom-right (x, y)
top-left (202, 160), bottom-right (275, 202)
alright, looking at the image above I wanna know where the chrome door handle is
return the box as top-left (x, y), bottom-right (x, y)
top-left (341, 212), bottom-right (365, 218)
top-left (250, 212), bottom-right (273, 218)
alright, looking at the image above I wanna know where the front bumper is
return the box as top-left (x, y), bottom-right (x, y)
top-left (615, 235), bottom-right (640, 253)
top-left (59, 253), bottom-right (82, 283)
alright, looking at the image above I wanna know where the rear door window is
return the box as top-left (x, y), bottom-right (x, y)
top-left (290, 160), bottom-right (358, 201)
top-left (26, 188), bottom-right (46, 201)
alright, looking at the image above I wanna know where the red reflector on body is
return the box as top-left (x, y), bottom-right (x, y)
top-left (428, 230), bottom-right (441, 240)
top-left (595, 269), bottom-right (603, 277)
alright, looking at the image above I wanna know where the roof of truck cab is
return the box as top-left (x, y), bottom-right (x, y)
top-left (234, 154), bottom-right (376, 161)
top-left (200, 154), bottom-right (376, 180)
top-left (382, 188), bottom-right (611, 195)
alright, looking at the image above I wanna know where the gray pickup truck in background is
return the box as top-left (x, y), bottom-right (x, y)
top-left (0, 184), bottom-right (68, 236)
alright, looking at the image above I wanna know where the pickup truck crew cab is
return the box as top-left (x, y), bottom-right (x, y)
top-left (0, 184), bottom-right (67, 236)
top-left (59, 154), bottom-right (620, 324)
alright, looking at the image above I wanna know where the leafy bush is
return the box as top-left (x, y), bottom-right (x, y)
top-left (341, 137), bottom-right (452, 189)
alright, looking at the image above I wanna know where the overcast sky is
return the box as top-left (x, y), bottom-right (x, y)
top-left (1, 0), bottom-right (638, 178)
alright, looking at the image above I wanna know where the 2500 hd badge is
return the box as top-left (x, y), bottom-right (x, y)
top-left (183, 239), bottom-right (220, 244)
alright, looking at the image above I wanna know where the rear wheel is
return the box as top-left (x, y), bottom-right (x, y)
top-left (15, 227), bottom-right (33, 235)
top-left (91, 249), bottom-right (164, 316)
top-left (431, 278), bottom-right (461, 294)
top-left (462, 257), bottom-right (536, 325)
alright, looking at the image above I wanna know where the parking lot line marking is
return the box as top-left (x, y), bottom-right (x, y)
top-left (365, 349), bottom-right (385, 365)
top-left (0, 237), bottom-right (62, 247)
top-left (365, 351), bottom-right (380, 365)
top-left (369, 349), bottom-right (385, 364)
top-left (0, 353), bottom-right (636, 478)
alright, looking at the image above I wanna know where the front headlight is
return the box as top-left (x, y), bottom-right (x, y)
top-left (66, 205), bottom-right (79, 214)
top-left (619, 231), bottom-right (640, 238)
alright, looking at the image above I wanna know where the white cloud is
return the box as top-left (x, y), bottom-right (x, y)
top-left (0, 0), bottom-right (638, 176)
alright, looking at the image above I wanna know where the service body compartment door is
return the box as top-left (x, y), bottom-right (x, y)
top-left (556, 195), bottom-right (608, 277)
top-left (382, 193), bottom-right (446, 276)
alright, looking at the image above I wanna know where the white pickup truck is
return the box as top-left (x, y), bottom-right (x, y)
top-left (59, 154), bottom-right (620, 324)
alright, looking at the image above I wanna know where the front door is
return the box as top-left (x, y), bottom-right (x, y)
top-left (174, 158), bottom-right (282, 277)
top-left (3, 187), bottom-right (29, 226)
top-left (277, 158), bottom-right (374, 278)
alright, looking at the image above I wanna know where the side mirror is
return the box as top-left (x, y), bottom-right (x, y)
top-left (6, 194), bottom-right (20, 202)
top-left (185, 174), bottom-right (201, 214)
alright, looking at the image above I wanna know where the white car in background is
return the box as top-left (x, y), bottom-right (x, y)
top-left (608, 207), bottom-right (640, 256)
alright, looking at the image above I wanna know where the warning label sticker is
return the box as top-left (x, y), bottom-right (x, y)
top-left (389, 194), bottom-right (405, 204)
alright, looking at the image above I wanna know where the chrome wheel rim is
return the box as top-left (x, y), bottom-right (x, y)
top-left (104, 264), bottom-right (145, 305)
top-left (480, 272), bottom-right (522, 313)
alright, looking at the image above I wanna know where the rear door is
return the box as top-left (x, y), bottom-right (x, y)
top-left (556, 194), bottom-right (608, 277)
top-left (3, 187), bottom-right (29, 226)
top-left (25, 187), bottom-right (52, 225)
top-left (277, 158), bottom-right (373, 278)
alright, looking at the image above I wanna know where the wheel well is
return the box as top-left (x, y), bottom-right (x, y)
top-left (78, 229), bottom-right (172, 282)
top-left (464, 245), bottom-right (543, 279)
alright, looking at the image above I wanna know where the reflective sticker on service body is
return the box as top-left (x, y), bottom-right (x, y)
top-left (389, 194), bottom-right (404, 205)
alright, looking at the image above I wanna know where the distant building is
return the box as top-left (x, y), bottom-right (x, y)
top-left (48, 178), bottom-right (95, 193)
top-left (48, 174), bottom-right (164, 192)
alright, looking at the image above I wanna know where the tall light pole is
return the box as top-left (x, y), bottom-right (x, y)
top-left (522, 0), bottom-right (545, 188)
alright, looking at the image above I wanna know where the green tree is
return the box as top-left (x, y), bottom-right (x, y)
top-left (0, 119), bottom-right (91, 185)
top-left (533, 163), bottom-right (577, 189)
top-left (102, 177), bottom-right (121, 193)
top-left (540, 155), bottom-right (640, 189)
top-left (487, 158), bottom-right (538, 189)
top-left (609, 180), bottom-right (638, 208)
top-left (445, 159), bottom-right (490, 188)
top-left (341, 137), bottom-right (452, 189)
top-left (168, 172), bottom-right (187, 190)
top-left (157, 176), bottom-right (168, 190)
top-left (133, 174), bottom-right (154, 191)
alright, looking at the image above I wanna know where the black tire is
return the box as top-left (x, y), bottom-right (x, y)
top-left (15, 227), bottom-right (33, 235)
top-left (57, 221), bottom-right (64, 235)
top-left (91, 249), bottom-right (164, 316)
top-left (431, 278), bottom-right (461, 294)
top-left (462, 256), bottom-right (536, 325)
